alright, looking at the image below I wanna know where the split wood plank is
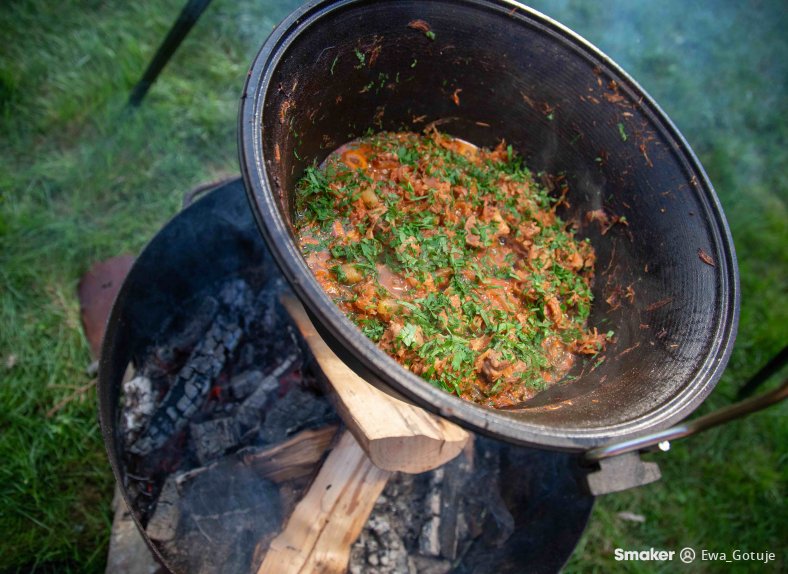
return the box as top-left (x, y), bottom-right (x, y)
top-left (176, 425), bottom-right (339, 489)
top-left (280, 294), bottom-right (470, 474)
top-left (242, 424), bottom-right (338, 483)
top-left (257, 430), bottom-right (391, 574)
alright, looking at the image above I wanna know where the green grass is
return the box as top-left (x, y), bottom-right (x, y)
top-left (0, 1), bottom-right (295, 570)
top-left (0, 0), bottom-right (785, 572)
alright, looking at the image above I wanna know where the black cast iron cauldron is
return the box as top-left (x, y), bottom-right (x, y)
top-left (238, 0), bottom-right (739, 451)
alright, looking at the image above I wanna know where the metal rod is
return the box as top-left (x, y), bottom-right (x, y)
top-left (585, 378), bottom-right (788, 462)
top-left (127, 0), bottom-right (214, 107)
top-left (737, 345), bottom-right (788, 399)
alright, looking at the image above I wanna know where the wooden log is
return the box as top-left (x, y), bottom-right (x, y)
top-left (257, 430), bottom-right (391, 574)
top-left (280, 294), bottom-right (469, 474)
top-left (176, 425), bottom-right (339, 488)
top-left (241, 425), bottom-right (338, 483)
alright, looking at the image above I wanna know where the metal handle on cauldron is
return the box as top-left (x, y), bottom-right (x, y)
top-left (585, 378), bottom-right (788, 463)
top-left (582, 356), bottom-right (787, 496)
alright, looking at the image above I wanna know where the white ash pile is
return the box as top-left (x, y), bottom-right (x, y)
top-left (119, 274), bottom-right (337, 573)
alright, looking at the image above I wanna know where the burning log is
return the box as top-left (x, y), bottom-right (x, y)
top-left (234, 354), bottom-right (298, 432)
top-left (258, 385), bottom-right (336, 444)
top-left (129, 280), bottom-right (252, 456)
top-left (228, 369), bottom-right (266, 400)
top-left (189, 417), bottom-right (242, 465)
top-left (158, 459), bottom-right (282, 574)
top-left (165, 296), bottom-right (220, 357)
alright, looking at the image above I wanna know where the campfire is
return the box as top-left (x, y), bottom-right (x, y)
top-left (101, 180), bottom-right (593, 574)
top-left (119, 272), bottom-right (525, 573)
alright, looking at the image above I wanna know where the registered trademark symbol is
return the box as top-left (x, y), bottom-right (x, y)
top-left (680, 547), bottom-right (696, 563)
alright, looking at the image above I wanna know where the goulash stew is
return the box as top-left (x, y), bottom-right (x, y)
top-left (294, 130), bottom-right (608, 408)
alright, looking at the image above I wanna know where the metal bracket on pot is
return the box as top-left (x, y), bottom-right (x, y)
top-left (583, 452), bottom-right (661, 496)
top-left (581, 376), bottom-right (787, 495)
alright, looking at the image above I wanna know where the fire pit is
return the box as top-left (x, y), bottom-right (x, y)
top-left (98, 180), bottom-right (594, 573)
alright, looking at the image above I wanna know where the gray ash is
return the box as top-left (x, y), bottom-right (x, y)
top-left (120, 273), bottom-right (336, 524)
top-left (349, 437), bottom-right (515, 574)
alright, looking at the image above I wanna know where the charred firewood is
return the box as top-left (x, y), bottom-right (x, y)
top-left (235, 354), bottom-right (298, 433)
top-left (189, 417), bottom-right (242, 465)
top-left (128, 280), bottom-right (251, 456)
